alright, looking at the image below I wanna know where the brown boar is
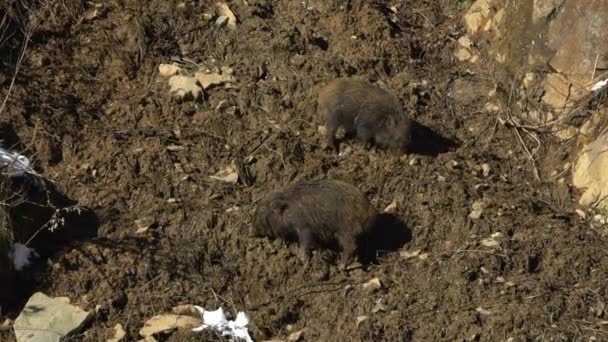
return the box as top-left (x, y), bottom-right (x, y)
top-left (253, 179), bottom-right (377, 269)
top-left (317, 77), bottom-right (411, 155)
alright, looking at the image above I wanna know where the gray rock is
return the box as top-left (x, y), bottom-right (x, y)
top-left (13, 292), bottom-right (92, 342)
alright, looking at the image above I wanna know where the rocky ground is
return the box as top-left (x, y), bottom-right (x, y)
top-left (1, 0), bottom-right (608, 341)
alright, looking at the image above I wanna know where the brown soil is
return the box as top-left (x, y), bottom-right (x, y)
top-left (1, 0), bottom-right (608, 341)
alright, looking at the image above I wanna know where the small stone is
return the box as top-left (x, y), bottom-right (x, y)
top-left (575, 209), bottom-right (586, 218)
top-left (108, 323), bottom-right (126, 342)
top-left (168, 75), bottom-right (202, 101)
top-left (555, 126), bottom-right (578, 141)
top-left (356, 315), bottom-right (368, 327)
top-left (458, 36), bottom-right (472, 48)
top-left (371, 299), bottom-right (386, 313)
top-left (523, 72), bottom-right (536, 89)
top-left (481, 163), bottom-right (491, 177)
top-left (454, 48), bottom-right (472, 62)
top-left (475, 307), bottom-right (492, 315)
top-left (215, 15), bottom-right (229, 27)
top-left (215, 100), bottom-right (231, 112)
top-left (216, 3), bottom-right (237, 30)
top-left (469, 55), bottom-right (480, 63)
top-left (317, 125), bottom-right (327, 136)
top-left (408, 158), bottom-right (418, 166)
top-left (481, 238), bottom-right (499, 248)
top-left (158, 64), bottom-right (181, 77)
top-left (400, 249), bottom-right (421, 259)
top-left (290, 54), bottom-right (306, 67)
top-left (194, 71), bottom-right (236, 89)
top-left (469, 200), bottom-right (486, 219)
top-left (484, 102), bottom-right (500, 112)
top-left (287, 329), bottom-right (305, 341)
top-left (384, 200), bottom-right (397, 213)
top-left (210, 162), bottom-right (239, 183)
top-left (463, 12), bottom-right (484, 34)
top-left (362, 277), bottom-right (382, 291)
top-left (167, 145), bottom-right (186, 152)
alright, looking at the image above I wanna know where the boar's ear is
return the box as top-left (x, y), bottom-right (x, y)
top-left (271, 199), bottom-right (288, 214)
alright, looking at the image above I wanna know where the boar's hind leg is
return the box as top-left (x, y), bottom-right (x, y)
top-left (338, 234), bottom-right (357, 270)
top-left (356, 125), bottom-right (374, 150)
top-left (296, 228), bottom-right (313, 264)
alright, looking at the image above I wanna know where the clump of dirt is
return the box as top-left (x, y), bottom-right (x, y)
top-left (1, 0), bottom-right (607, 341)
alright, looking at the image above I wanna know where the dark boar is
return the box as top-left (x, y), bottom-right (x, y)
top-left (317, 77), bottom-right (411, 155)
top-left (252, 179), bottom-right (377, 268)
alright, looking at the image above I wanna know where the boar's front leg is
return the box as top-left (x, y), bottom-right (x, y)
top-left (296, 227), bottom-right (313, 265)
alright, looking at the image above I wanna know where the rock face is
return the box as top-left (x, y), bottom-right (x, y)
top-left (573, 133), bottom-right (608, 210)
top-left (13, 292), bottom-right (92, 342)
top-left (542, 0), bottom-right (608, 110)
top-left (461, 0), bottom-right (608, 211)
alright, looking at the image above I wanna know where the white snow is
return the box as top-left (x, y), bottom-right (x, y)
top-left (192, 306), bottom-right (253, 342)
top-left (591, 79), bottom-right (608, 92)
top-left (0, 147), bottom-right (33, 176)
top-left (8, 243), bottom-right (38, 271)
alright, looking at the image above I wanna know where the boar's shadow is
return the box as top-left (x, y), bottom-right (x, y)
top-left (408, 120), bottom-right (459, 157)
top-left (358, 213), bottom-right (411, 264)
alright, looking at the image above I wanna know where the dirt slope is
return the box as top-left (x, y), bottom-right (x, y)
top-left (1, 0), bottom-right (607, 341)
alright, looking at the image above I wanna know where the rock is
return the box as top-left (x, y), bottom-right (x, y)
top-left (14, 292), bottom-right (92, 342)
top-left (533, 0), bottom-right (565, 22)
top-left (107, 323), bottom-right (126, 342)
top-left (492, 8), bottom-right (505, 37)
top-left (573, 133), bottom-right (608, 210)
top-left (194, 71), bottom-right (236, 89)
top-left (168, 75), bottom-right (202, 101)
top-left (139, 314), bottom-right (200, 338)
top-left (541, 72), bottom-right (586, 110)
top-left (216, 3), bottom-right (237, 30)
top-left (545, 1), bottom-right (608, 99)
top-left (158, 64), bottom-right (181, 77)
top-left (454, 48), bottom-right (472, 62)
